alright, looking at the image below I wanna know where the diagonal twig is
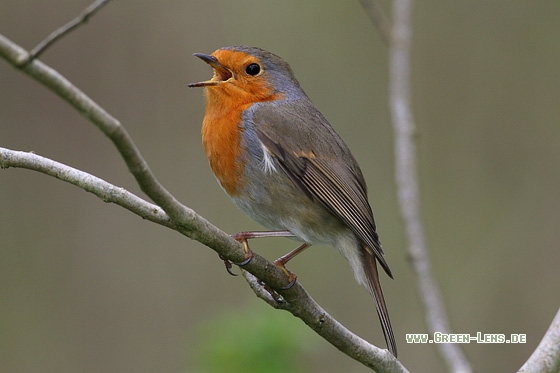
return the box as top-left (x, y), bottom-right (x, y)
top-left (359, 0), bottom-right (392, 46)
top-left (0, 147), bottom-right (173, 229)
top-left (23, 0), bottom-right (112, 64)
top-left (386, 0), bottom-right (473, 371)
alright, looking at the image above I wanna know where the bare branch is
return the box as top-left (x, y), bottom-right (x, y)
top-left (518, 306), bottom-right (560, 373)
top-left (242, 271), bottom-right (285, 309)
top-left (387, 1), bottom-right (472, 371)
top-left (242, 271), bottom-right (409, 372)
top-left (0, 33), bottom-right (186, 223)
top-left (24, 0), bottom-right (112, 64)
top-left (0, 144), bottom-right (409, 373)
top-left (0, 147), bottom-right (172, 228)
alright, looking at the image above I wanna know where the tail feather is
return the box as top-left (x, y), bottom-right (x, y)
top-left (362, 243), bottom-right (397, 357)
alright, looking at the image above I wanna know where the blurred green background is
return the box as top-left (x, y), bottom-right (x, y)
top-left (1, 1), bottom-right (559, 372)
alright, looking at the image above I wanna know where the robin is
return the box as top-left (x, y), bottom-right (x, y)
top-left (189, 46), bottom-right (396, 357)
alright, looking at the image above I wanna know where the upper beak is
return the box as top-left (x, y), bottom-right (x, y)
top-left (188, 53), bottom-right (234, 87)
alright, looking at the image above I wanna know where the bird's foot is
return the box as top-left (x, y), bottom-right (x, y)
top-left (272, 258), bottom-right (298, 290)
top-left (218, 233), bottom-right (254, 276)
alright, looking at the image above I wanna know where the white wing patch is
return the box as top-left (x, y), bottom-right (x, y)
top-left (260, 143), bottom-right (277, 174)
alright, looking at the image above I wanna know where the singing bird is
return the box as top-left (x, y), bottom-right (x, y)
top-left (189, 46), bottom-right (396, 356)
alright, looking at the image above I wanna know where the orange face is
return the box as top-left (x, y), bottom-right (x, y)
top-left (190, 49), bottom-right (281, 107)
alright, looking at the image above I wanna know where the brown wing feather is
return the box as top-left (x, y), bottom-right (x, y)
top-left (303, 157), bottom-right (392, 277)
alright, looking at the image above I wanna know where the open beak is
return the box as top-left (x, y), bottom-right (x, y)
top-left (188, 53), bottom-right (234, 87)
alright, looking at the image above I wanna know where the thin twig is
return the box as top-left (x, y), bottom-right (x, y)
top-left (0, 147), bottom-right (173, 228)
top-left (23, 0), bottom-right (112, 64)
top-left (387, 1), bottom-right (472, 372)
top-left (359, 0), bottom-right (392, 46)
top-left (1, 33), bottom-right (187, 223)
top-left (242, 271), bottom-right (285, 308)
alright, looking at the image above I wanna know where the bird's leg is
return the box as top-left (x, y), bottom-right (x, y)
top-left (232, 230), bottom-right (295, 264)
top-left (255, 242), bottom-right (311, 301)
top-left (273, 243), bottom-right (311, 289)
top-left (219, 230), bottom-right (294, 276)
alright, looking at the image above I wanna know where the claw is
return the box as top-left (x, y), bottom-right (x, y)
top-left (218, 233), bottom-right (255, 276)
top-left (236, 255), bottom-right (252, 266)
top-left (280, 275), bottom-right (297, 290)
top-left (219, 254), bottom-right (238, 276)
top-left (273, 259), bottom-right (298, 290)
top-left (231, 233), bottom-right (254, 266)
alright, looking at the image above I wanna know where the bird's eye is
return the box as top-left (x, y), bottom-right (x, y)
top-left (245, 63), bottom-right (261, 76)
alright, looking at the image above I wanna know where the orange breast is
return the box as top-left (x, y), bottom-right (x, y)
top-left (202, 101), bottom-right (250, 196)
